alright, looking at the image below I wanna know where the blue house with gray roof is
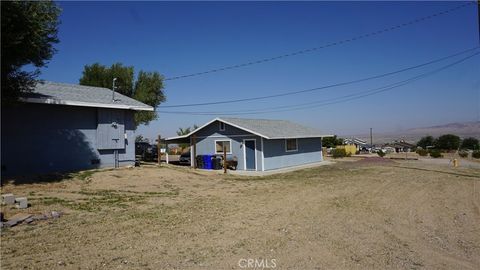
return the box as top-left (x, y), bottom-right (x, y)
top-left (1, 81), bottom-right (153, 177)
top-left (166, 117), bottom-right (331, 171)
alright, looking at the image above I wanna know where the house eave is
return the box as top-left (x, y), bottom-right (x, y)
top-left (20, 97), bottom-right (154, 111)
top-left (268, 135), bottom-right (334, 139)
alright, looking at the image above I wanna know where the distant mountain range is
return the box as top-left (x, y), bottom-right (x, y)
top-left (344, 121), bottom-right (480, 144)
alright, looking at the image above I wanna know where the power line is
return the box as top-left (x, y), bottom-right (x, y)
top-left (160, 46), bottom-right (479, 108)
top-left (164, 2), bottom-right (474, 81)
top-left (158, 51), bottom-right (480, 115)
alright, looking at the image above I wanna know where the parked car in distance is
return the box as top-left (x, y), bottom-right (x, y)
top-left (179, 152), bottom-right (191, 165)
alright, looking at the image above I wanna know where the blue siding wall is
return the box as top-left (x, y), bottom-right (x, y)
top-left (1, 103), bottom-right (136, 177)
top-left (193, 121), bottom-right (262, 170)
top-left (263, 138), bottom-right (323, 170)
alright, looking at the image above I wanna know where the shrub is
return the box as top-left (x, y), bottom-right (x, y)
top-left (461, 137), bottom-right (479, 150)
top-left (416, 149), bottom-right (428, 156)
top-left (417, 136), bottom-right (434, 149)
top-left (458, 151), bottom-right (468, 158)
top-left (331, 148), bottom-right (347, 159)
top-left (377, 151), bottom-right (386, 157)
top-left (429, 149), bottom-right (443, 158)
top-left (473, 150), bottom-right (480, 159)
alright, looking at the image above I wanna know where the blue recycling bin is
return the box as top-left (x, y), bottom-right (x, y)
top-left (203, 155), bottom-right (212, 169)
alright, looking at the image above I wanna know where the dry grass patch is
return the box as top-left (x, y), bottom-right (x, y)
top-left (1, 161), bottom-right (479, 269)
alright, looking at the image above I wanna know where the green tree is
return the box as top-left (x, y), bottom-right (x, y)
top-left (460, 137), bottom-right (479, 150)
top-left (176, 127), bottom-right (192, 137)
top-left (135, 135), bottom-right (148, 143)
top-left (434, 134), bottom-right (461, 151)
top-left (79, 63), bottom-right (134, 96)
top-left (79, 63), bottom-right (165, 126)
top-left (133, 71), bottom-right (165, 125)
top-left (1, 1), bottom-right (61, 105)
top-left (417, 136), bottom-right (434, 149)
top-left (176, 125), bottom-right (198, 152)
top-left (322, 135), bottom-right (343, 148)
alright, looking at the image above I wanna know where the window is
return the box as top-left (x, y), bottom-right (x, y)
top-left (285, 139), bottom-right (298, 152)
top-left (215, 140), bottom-right (231, 154)
top-left (219, 122), bottom-right (225, 131)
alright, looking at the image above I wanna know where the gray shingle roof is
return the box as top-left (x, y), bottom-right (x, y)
top-left (219, 117), bottom-right (327, 139)
top-left (21, 81), bottom-right (153, 111)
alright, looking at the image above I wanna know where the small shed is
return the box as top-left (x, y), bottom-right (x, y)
top-left (166, 117), bottom-right (331, 171)
top-left (1, 81), bottom-right (153, 177)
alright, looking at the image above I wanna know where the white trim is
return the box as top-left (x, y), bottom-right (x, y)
top-left (166, 134), bottom-right (257, 142)
top-left (21, 97), bottom-right (154, 111)
top-left (219, 122), bottom-right (225, 131)
top-left (243, 139), bottom-right (257, 171)
top-left (214, 139), bottom-right (232, 155)
top-left (261, 137), bottom-right (265, 171)
top-left (271, 135), bottom-right (334, 139)
top-left (285, 138), bottom-right (298, 152)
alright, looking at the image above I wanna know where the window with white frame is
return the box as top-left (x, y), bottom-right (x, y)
top-left (219, 122), bottom-right (225, 131)
top-left (285, 139), bottom-right (298, 152)
top-left (215, 140), bottom-right (231, 154)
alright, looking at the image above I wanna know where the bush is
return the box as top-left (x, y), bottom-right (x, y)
top-left (331, 148), bottom-right (347, 159)
top-left (461, 137), bottom-right (479, 150)
top-left (377, 151), bottom-right (386, 157)
top-left (429, 149), bottom-right (443, 158)
top-left (416, 149), bottom-right (428, 156)
top-left (417, 136), bottom-right (434, 149)
top-left (458, 151), bottom-right (468, 158)
top-left (473, 150), bottom-right (480, 159)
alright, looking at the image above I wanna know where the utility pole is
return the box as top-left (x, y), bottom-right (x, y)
top-left (370, 128), bottom-right (373, 152)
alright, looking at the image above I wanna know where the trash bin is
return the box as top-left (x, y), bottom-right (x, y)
top-left (196, 155), bottom-right (204, 169)
top-left (203, 155), bottom-right (212, 169)
top-left (213, 157), bottom-right (222, 170)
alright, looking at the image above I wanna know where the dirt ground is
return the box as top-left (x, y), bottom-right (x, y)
top-left (1, 159), bottom-right (479, 269)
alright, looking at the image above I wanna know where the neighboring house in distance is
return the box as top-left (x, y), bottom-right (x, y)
top-left (343, 137), bottom-right (368, 151)
top-left (384, 140), bottom-right (416, 153)
top-left (1, 81), bottom-right (153, 177)
top-left (166, 117), bottom-right (331, 171)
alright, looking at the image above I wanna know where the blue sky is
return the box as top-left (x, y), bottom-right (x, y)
top-left (39, 1), bottom-right (479, 140)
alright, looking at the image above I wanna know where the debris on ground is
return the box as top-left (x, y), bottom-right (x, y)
top-left (3, 213), bottom-right (32, 228)
top-left (0, 211), bottom-right (63, 228)
top-left (1, 194), bottom-right (15, 205)
top-left (2, 193), bottom-right (30, 209)
top-left (15, 197), bottom-right (28, 209)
